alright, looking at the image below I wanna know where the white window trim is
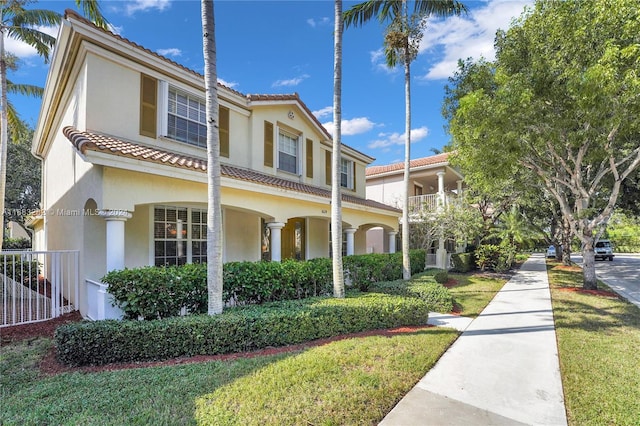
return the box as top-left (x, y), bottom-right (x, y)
top-left (276, 126), bottom-right (301, 175)
top-left (341, 158), bottom-right (354, 190)
top-left (159, 82), bottom-right (207, 147)
top-left (148, 204), bottom-right (208, 266)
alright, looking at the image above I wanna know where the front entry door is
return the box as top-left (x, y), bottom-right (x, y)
top-left (281, 217), bottom-right (306, 260)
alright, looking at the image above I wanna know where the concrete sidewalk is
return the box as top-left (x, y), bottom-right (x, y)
top-left (381, 254), bottom-right (567, 426)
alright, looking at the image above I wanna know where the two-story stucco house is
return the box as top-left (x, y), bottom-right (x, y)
top-left (30, 10), bottom-right (400, 320)
top-left (365, 153), bottom-right (465, 268)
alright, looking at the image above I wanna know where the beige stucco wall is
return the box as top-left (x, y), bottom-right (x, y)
top-left (307, 217), bottom-right (329, 259)
top-left (224, 209), bottom-right (261, 262)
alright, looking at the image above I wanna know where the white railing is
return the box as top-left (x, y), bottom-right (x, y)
top-left (1, 250), bottom-right (79, 327)
top-left (408, 193), bottom-right (460, 216)
top-left (86, 279), bottom-right (124, 321)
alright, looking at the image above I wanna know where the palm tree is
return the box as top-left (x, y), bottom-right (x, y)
top-left (201, 0), bottom-right (223, 315)
top-left (344, 0), bottom-right (465, 279)
top-left (0, 1), bottom-right (104, 243)
top-left (0, 1), bottom-right (59, 242)
top-left (6, 77), bottom-right (43, 140)
top-left (331, 0), bottom-right (345, 298)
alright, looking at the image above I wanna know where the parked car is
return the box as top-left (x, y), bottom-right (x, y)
top-left (595, 239), bottom-right (614, 261)
top-left (546, 245), bottom-right (556, 258)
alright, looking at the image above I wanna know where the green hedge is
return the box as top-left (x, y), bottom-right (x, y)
top-left (104, 251), bottom-right (426, 320)
top-left (54, 293), bottom-right (429, 367)
top-left (369, 276), bottom-right (454, 313)
top-left (451, 252), bottom-right (475, 273)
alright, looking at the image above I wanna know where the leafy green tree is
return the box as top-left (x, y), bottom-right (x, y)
top-left (344, 0), bottom-right (466, 279)
top-left (5, 123), bottom-right (39, 234)
top-left (201, 0), bottom-right (222, 315)
top-left (447, 0), bottom-right (640, 289)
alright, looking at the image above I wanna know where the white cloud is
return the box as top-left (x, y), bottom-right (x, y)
top-left (272, 74), bottom-right (310, 87)
top-left (370, 49), bottom-right (398, 74)
top-left (157, 48), bottom-right (182, 57)
top-left (312, 106), bottom-right (333, 120)
top-left (5, 25), bottom-right (58, 59)
top-left (125, 0), bottom-right (171, 16)
top-left (368, 126), bottom-right (429, 149)
top-left (322, 117), bottom-right (377, 137)
top-left (307, 17), bottom-right (330, 28)
top-left (218, 78), bottom-right (238, 89)
top-left (107, 23), bottom-right (124, 35)
top-left (418, 0), bottom-right (533, 80)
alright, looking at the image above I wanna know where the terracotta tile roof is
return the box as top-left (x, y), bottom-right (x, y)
top-left (365, 152), bottom-right (451, 177)
top-left (63, 127), bottom-right (400, 213)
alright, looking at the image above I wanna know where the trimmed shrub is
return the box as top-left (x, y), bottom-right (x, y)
top-left (2, 237), bottom-right (31, 250)
top-left (54, 293), bottom-right (429, 366)
top-left (451, 252), bottom-right (474, 273)
top-left (433, 270), bottom-right (449, 284)
top-left (369, 276), bottom-right (454, 313)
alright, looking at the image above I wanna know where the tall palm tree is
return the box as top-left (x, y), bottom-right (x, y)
top-left (0, 1), bottom-right (106, 243)
top-left (6, 77), bottom-right (42, 140)
top-left (344, 0), bottom-right (465, 279)
top-left (0, 1), bottom-right (59, 242)
top-left (331, 0), bottom-right (345, 298)
top-left (201, 0), bottom-right (223, 315)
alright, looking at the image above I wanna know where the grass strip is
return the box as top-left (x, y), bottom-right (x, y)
top-left (548, 262), bottom-right (640, 426)
top-left (447, 273), bottom-right (507, 317)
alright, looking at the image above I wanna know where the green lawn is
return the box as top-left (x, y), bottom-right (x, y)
top-left (446, 273), bottom-right (507, 317)
top-left (0, 271), bottom-right (507, 425)
top-left (548, 261), bottom-right (640, 426)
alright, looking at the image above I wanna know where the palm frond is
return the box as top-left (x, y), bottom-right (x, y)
top-left (414, 0), bottom-right (467, 18)
top-left (6, 80), bottom-right (44, 98)
top-left (343, 1), bottom-right (385, 28)
top-left (10, 8), bottom-right (61, 28)
top-left (6, 104), bottom-right (28, 143)
top-left (6, 27), bottom-right (56, 62)
top-left (75, 0), bottom-right (109, 29)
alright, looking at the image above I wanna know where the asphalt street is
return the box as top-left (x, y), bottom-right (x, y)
top-left (571, 253), bottom-right (640, 308)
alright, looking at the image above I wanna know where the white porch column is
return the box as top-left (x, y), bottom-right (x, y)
top-left (344, 228), bottom-right (357, 256)
top-left (456, 179), bottom-right (463, 195)
top-left (267, 222), bottom-right (285, 262)
top-left (388, 231), bottom-right (397, 253)
top-left (436, 237), bottom-right (448, 270)
top-left (99, 210), bottom-right (132, 272)
top-left (437, 171), bottom-right (446, 208)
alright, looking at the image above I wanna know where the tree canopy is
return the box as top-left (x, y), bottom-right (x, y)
top-left (446, 0), bottom-right (640, 288)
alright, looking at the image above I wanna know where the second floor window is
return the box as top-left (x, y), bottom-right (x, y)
top-left (341, 158), bottom-right (353, 189)
top-left (167, 87), bottom-right (207, 148)
top-left (278, 130), bottom-right (299, 174)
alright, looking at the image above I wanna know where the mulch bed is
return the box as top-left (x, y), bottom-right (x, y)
top-left (557, 287), bottom-right (621, 299)
top-left (1, 312), bottom-right (432, 376)
top-left (443, 278), bottom-right (459, 288)
top-left (552, 265), bottom-right (583, 272)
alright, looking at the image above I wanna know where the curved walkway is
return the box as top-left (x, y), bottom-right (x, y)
top-left (381, 254), bottom-right (567, 425)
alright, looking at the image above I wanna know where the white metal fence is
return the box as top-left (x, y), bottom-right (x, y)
top-left (1, 250), bottom-right (79, 327)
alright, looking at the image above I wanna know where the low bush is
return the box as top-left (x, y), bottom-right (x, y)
top-left (54, 293), bottom-right (429, 367)
top-left (475, 243), bottom-right (516, 272)
top-left (369, 275), bottom-right (454, 313)
top-left (2, 237), bottom-right (31, 250)
top-left (451, 252), bottom-right (474, 273)
top-left (433, 270), bottom-right (449, 284)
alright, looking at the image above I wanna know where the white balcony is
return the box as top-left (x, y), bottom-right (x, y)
top-left (408, 193), bottom-right (459, 216)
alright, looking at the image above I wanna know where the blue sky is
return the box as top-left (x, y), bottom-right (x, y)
top-left (10, 0), bottom-right (532, 166)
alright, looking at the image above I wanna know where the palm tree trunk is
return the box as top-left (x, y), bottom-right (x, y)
top-left (331, 0), bottom-right (345, 298)
top-left (401, 0), bottom-right (411, 280)
top-left (201, 0), bottom-right (223, 314)
top-left (0, 9), bottom-right (8, 244)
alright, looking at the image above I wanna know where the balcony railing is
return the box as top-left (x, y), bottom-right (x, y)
top-left (408, 193), bottom-right (459, 216)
